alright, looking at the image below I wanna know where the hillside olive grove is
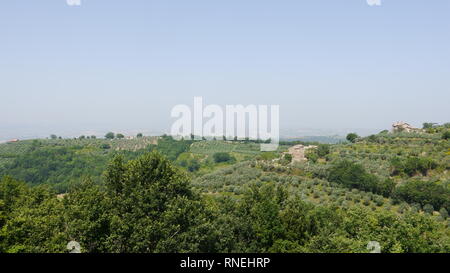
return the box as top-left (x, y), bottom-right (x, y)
top-left (0, 124), bottom-right (449, 253)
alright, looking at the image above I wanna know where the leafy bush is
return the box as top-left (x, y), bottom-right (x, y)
top-left (393, 180), bottom-right (449, 211)
top-left (391, 156), bottom-right (438, 177)
top-left (105, 132), bottom-right (115, 139)
top-left (317, 144), bottom-right (331, 157)
top-left (346, 133), bottom-right (359, 143)
top-left (148, 136), bottom-right (194, 161)
top-left (328, 160), bottom-right (393, 197)
top-left (283, 154), bottom-right (293, 164)
top-left (100, 144), bottom-right (111, 150)
top-left (213, 152), bottom-right (235, 163)
top-left (439, 208), bottom-right (448, 219)
top-left (305, 150), bottom-right (319, 163)
top-left (442, 131), bottom-right (450, 140)
top-left (423, 204), bottom-right (435, 215)
top-left (187, 159), bottom-right (201, 172)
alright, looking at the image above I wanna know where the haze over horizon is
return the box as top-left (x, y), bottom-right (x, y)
top-left (1, 0), bottom-right (449, 141)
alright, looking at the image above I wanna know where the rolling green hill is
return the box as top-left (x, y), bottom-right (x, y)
top-left (0, 124), bottom-right (449, 253)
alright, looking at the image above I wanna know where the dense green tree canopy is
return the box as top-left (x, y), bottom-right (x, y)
top-left (1, 125), bottom-right (449, 253)
top-left (105, 132), bottom-right (115, 139)
top-left (346, 133), bottom-right (359, 143)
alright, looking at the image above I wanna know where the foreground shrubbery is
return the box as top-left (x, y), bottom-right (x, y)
top-left (1, 152), bottom-right (449, 253)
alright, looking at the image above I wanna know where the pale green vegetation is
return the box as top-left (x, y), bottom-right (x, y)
top-left (0, 123), bottom-right (449, 253)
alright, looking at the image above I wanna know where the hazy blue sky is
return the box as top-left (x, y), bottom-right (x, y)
top-left (1, 0), bottom-right (449, 139)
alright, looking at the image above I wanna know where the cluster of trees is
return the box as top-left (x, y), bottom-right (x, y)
top-left (346, 133), bottom-right (359, 143)
top-left (420, 123), bottom-right (450, 139)
top-left (213, 152), bottom-right (235, 163)
top-left (0, 146), bottom-right (109, 192)
top-left (442, 131), bottom-right (450, 140)
top-left (50, 135), bottom-right (98, 140)
top-left (423, 122), bottom-right (450, 131)
top-left (105, 132), bottom-right (124, 139)
top-left (328, 160), bottom-right (395, 197)
top-left (178, 157), bottom-right (201, 173)
top-left (0, 135), bottom-right (220, 191)
top-left (219, 183), bottom-right (449, 253)
top-left (148, 135), bottom-right (194, 161)
top-left (1, 125), bottom-right (449, 253)
top-left (305, 144), bottom-right (331, 163)
top-left (327, 160), bottom-right (449, 212)
top-left (105, 132), bottom-right (144, 139)
top-left (0, 152), bottom-right (211, 253)
top-left (1, 152), bottom-right (448, 253)
top-left (393, 180), bottom-right (449, 212)
top-left (0, 136), bottom-right (178, 192)
top-left (280, 154), bottom-right (293, 165)
top-left (219, 136), bottom-right (271, 144)
top-left (391, 156), bottom-right (438, 177)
